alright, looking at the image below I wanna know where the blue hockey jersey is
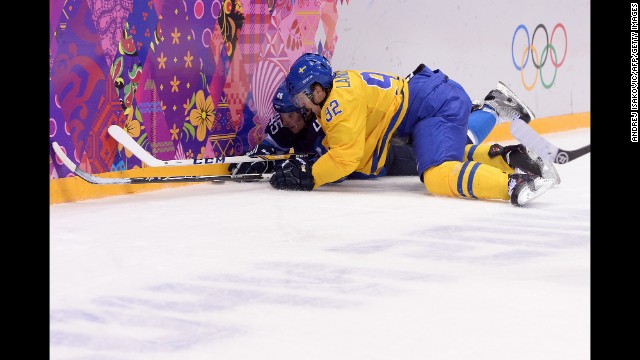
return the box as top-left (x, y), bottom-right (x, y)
top-left (259, 113), bottom-right (326, 157)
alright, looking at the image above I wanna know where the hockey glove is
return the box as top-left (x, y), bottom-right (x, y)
top-left (228, 144), bottom-right (277, 175)
top-left (269, 157), bottom-right (315, 191)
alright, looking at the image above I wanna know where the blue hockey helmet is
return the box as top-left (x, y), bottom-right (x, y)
top-left (285, 52), bottom-right (334, 102)
top-left (272, 81), bottom-right (303, 114)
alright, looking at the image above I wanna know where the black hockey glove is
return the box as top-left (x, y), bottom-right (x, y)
top-left (269, 157), bottom-right (315, 191)
top-left (228, 144), bottom-right (277, 175)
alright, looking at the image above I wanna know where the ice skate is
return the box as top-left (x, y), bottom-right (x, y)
top-left (508, 173), bottom-right (557, 206)
top-left (484, 81), bottom-right (535, 123)
top-left (489, 144), bottom-right (561, 184)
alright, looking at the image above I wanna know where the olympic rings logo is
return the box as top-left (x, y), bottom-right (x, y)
top-left (511, 23), bottom-right (567, 90)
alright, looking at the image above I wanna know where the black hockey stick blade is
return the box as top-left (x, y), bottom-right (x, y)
top-left (553, 144), bottom-right (591, 164)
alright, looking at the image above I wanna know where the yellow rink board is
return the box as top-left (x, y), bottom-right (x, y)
top-left (50, 112), bottom-right (590, 205)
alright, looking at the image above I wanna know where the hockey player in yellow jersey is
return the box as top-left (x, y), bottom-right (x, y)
top-left (271, 53), bottom-right (558, 206)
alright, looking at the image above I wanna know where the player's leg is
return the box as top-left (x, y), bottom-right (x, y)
top-left (413, 116), bottom-right (555, 206)
top-left (466, 105), bottom-right (498, 145)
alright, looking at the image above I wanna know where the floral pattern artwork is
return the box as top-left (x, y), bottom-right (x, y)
top-left (188, 90), bottom-right (216, 141)
top-left (49, 0), bottom-right (346, 181)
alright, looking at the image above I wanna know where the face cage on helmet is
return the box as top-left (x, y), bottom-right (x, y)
top-left (275, 102), bottom-right (308, 115)
top-left (284, 106), bottom-right (308, 116)
top-left (275, 101), bottom-right (300, 113)
top-left (291, 88), bottom-right (314, 108)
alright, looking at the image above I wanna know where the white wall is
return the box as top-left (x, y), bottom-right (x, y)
top-left (329, 0), bottom-right (590, 119)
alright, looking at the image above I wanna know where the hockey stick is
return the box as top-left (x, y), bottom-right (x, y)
top-left (108, 125), bottom-right (311, 167)
top-left (51, 142), bottom-right (264, 185)
top-left (496, 81), bottom-right (591, 164)
top-left (510, 119), bottom-right (591, 164)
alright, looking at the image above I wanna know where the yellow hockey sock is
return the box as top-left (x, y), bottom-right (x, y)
top-left (423, 160), bottom-right (510, 200)
top-left (464, 144), bottom-right (514, 174)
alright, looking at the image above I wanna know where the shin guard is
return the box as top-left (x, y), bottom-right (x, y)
top-left (464, 144), bottom-right (514, 173)
top-left (423, 160), bottom-right (510, 200)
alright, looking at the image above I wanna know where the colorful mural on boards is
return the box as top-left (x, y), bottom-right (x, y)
top-left (49, 0), bottom-right (348, 180)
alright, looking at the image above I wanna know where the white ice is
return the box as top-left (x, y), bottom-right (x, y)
top-left (50, 128), bottom-right (590, 360)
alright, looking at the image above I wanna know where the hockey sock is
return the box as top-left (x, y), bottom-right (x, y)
top-left (467, 107), bottom-right (498, 144)
top-left (423, 160), bottom-right (510, 200)
top-left (464, 144), bottom-right (514, 173)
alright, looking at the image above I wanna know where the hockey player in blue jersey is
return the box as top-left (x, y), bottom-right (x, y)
top-left (228, 81), bottom-right (326, 176)
top-left (269, 53), bottom-right (559, 206)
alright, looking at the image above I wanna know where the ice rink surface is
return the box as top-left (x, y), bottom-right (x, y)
top-left (50, 128), bottom-right (590, 360)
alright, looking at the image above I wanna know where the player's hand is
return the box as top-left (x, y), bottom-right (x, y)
top-left (228, 144), bottom-right (277, 175)
top-left (269, 157), bottom-right (315, 191)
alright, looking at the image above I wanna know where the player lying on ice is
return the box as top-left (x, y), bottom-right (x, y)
top-left (233, 53), bottom-right (559, 206)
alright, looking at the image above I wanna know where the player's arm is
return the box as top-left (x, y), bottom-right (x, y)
top-left (268, 99), bottom-right (367, 191)
top-left (311, 100), bottom-right (366, 187)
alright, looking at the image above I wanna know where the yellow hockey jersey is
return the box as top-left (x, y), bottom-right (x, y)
top-left (311, 70), bottom-right (409, 188)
